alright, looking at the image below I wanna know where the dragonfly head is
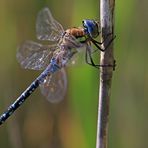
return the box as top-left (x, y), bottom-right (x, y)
top-left (82, 19), bottom-right (100, 38)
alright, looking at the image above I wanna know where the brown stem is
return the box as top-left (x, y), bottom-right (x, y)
top-left (96, 0), bottom-right (115, 148)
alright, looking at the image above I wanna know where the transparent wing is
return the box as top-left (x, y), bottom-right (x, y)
top-left (40, 68), bottom-right (67, 103)
top-left (36, 7), bottom-right (64, 41)
top-left (68, 42), bottom-right (97, 67)
top-left (67, 46), bottom-right (86, 66)
top-left (17, 40), bottom-right (58, 70)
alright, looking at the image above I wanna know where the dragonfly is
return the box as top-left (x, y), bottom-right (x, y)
top-left (0, 7), bottom-right (115, 125)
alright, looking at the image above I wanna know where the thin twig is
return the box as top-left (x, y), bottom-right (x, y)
top-left (96, 0), bottom-right (115, 148)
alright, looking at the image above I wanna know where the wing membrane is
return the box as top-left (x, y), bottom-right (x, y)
top-left (36, 7), bottom-right (64, 41)
top-left (40, 68), bottom-right (67, 103)
top-left (17, 40), bottom-right (58, 70)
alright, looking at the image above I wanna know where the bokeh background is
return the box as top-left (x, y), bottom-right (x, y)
top-left (0, 0), bottom-right (148, 148)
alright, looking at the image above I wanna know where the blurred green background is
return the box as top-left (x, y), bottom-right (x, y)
top-left (0, 0), bottom-right (148, 148)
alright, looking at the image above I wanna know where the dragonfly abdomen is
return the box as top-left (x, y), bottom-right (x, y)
top-left (0, 62), bottom-right (60, 125)
top-left (0, 79), bottom-right (40, 125)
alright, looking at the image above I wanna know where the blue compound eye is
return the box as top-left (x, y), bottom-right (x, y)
top-left (83, 19), bottom-right (99, 38)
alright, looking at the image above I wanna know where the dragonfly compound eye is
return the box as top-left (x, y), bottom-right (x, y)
top-left (82, 19), bottom-right (99, 38)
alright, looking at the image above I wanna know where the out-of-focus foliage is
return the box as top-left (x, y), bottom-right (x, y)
top-left (0, 0), bottom-right (148, 148)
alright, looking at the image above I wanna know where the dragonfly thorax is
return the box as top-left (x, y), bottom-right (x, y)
top-left (60, 30), bottom-right (85, 51)
top-left (65, 28), bottom-right (85, 38)
top-left (64, 28), bottom-right (87, 45)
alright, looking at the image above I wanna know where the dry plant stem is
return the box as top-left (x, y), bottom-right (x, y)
top-left (96, 0), bottom-right (115, 148)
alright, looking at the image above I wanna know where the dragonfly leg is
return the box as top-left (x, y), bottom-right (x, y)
top-left (91, 34), bottom-right (116, 52)
top-left (85, 47), bottom-right (116, 70)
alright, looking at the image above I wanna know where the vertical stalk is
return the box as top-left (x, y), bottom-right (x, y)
top-left (96, 0), bottom-right (115, 148)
